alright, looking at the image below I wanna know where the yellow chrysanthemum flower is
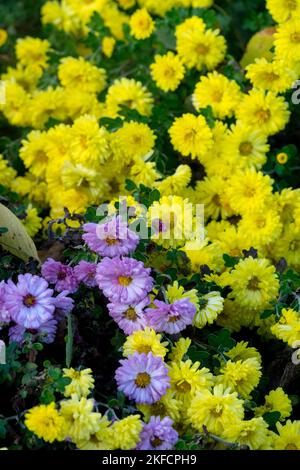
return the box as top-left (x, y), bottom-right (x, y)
top-left (227, 257), bottom-right (280, 312)
top-left (236, 89), bottom-right (290, 136)
top-left (130, 8), bottom-right (154, 40)
top-left (22, 205), bottom-right (42, 237)
top-left (113, 121), bottom-right (156, 160)
top-left (63, 368), bottom-right (95, 398)
top-left (105, 77), bottom-right (153, 117)
top-left (58, 57), bottom-right (107, 93)
top-left (60, 394), bottom-right (101, 442)
top-left (246, 58), bottom-right (296, 93)
top-left (224, 417), bottom-right (269, 450)
top-left (169, 113), bottom-right (213, 160)
top-left (188, 385), bottom-right (244, 436)
top-left (271, 308), bottom-right (300, 346)
top-left (274, 17), bottom-right (300, 62)
top-left (273, 420), bottom-right (300, 450)
top-left (223, 124), bottom-right (269, 170)
top-left (25, 403), bottom-right (66, 443)
top-left (193, 72), bottom-right (242, 119)
top-left (110, 415), bottom-right (143, 450)
top-left (138, 390), bottom-right (181, 423)
top-left (216, 358), bottom-right (262, 399)
top-left (225, 341), bottom-right (261, 364)
top-left (176, 20), bottom-right (226, 71)
top-left (225, 169), bottom-right (274, 214)
top-left (150, 52), bottom-right (185, 92)
top-left (267, 0), bottom-right (300, 23)
top-left (168, 359), bottom-right (214, 405)
top-left (123, 327), bottom-right (169, 357)
top-left (194, 291), bottom-right (224, 328)
top-left (255, 388), bottom-right (292, 421)
top-left (16, 37), bottom-right (50, 69)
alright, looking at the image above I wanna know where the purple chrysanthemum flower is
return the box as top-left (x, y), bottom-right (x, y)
top-left (5, 274), bottom-right (55, 329)
top-left (145, 298), bottom-right (196, 334)
top-left (9, 318), bottom-right (57, 345)
top-left (115, 352), bottom-right (170, 404)
top-left (96, 257), bottom-right (153, 305)
top-left (54, 291), bottom-right (74, 319)
top-left (74, 260), bottom-right (97, 288)
top-left (107, 297), bottom-right (150, 335)
top-left (0, 281), bottom-right (10, 324)
top-left (136, 416), bottom-right (179, 450)
top-left (41, 258), bottom-right (78, 293)
top-left (82, 216), bottom-right (139, 257)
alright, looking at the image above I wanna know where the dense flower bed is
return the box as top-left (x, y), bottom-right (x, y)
top-left (1, 0), bottom-right (300, 451)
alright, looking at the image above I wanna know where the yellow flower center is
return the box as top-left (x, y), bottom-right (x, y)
top-left (277, 152), bottom-right (289, 164)
top-left (212, 194), bottom-right (221, 206)
top-left (244, 186), bottom-right (256, 197)
top-left (290, 31), bottom-right (300, 43)
top-left (195, 43), bottom-right (209, 55)
top-left (137, 344), bottom-right (152, 354)
top-left (118, 276), bottom-right (132, 286)
top-left (163, 67), bottom-right (175, 78)
top-left (247, 276), bottom-right (260, 291)
top-left (135, 372), bottom-right (151, 388)
top-left (229, 248), bottom-right (240, 257)
top-left (256, 218), bottom-right (266, 228)
top-left (105, 237), bottom-right (118, 245)
top-left (211, 90), bottom-right (223, 102)
top-left (124, 307), bottom-right (137, 321)
top-left (176, 380), bottom-right (191, 393)
top-left (262, 72), bottom-right (280, 82)
top-left (211, 404), bottom-right (223, 417)
top-left (23, 294), bottom-right (36, 307)
top-left (239, 141), bottom-right (253, 156)
top-left (286, 0), bottom-right (297, 10)
top-left (256, 108), bottom-right (271, 122)
top-left (168, 315), bottom-right (179, 323)
top-left (285, 443), bottom-right (298, 450)
top-left (151, 436), bottom-right (163, 448)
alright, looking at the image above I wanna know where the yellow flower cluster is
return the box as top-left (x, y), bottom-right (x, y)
top-left (25, 368), bottom-right (142, 450)
top-left (25, 343), bottom-right (295, 450)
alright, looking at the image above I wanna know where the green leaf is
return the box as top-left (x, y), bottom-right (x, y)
top-left (263, 411), bottom-right (281, 428)
top-left (0, 203), bottom-right (40, 262)
top-left (223, 253), bottom-right (240, 268)
top-left (65, 313), bottom-right (74, 368)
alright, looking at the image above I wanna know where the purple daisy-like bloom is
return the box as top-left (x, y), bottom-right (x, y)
top-left (107, 297), bottom-right (150, 335)
top-left (74, 260), bottom-right (97, 288)
top-left (82, 216), bottom-right (139, 257)
top-left (9, 318), bottom-right (57, 345)
top-left (5, 274), bottom-right (55, 329)
top-left (54, 291), bottom-right (74, 319)
top-left (115, 352), bottom-right (170, 404)
top-left (0, 281), bottom-right (10, 324)
top-left (145, 298), bottom-right (196, 334)
top-left (41, 258), bottom-right (78, 293)
top-left (136, 416), bottom-right (178, 450)
top-left (96, 257), bottom-right (153, 305)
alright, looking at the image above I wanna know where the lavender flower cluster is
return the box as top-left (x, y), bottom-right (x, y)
top-left (0, 214), bottom-right (195, 449)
